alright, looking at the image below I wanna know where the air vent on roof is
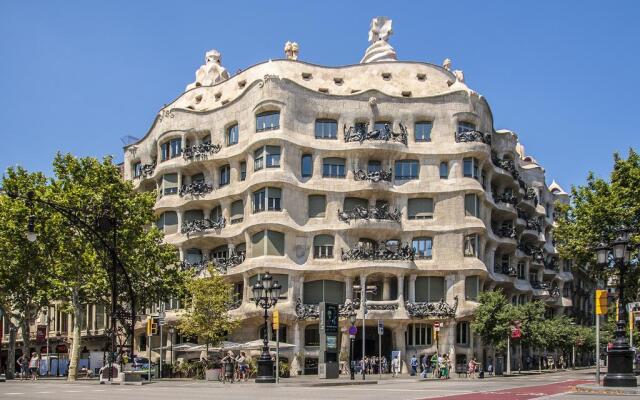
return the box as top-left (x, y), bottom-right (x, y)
top-left (382, 72), bottom-right (392, 80)
top-left (416, 73), bottom-right (426, 81)
top-left (333, 77), bottom-right (344, 85)
top-left (238, 80), bottom-right (247, 88)
top-left (214, 92), bottom-right (222, 101)
top-left (302, 72), bottom-right (312, 80)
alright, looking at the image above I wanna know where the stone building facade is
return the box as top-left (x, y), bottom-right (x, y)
top-left (121, 18), bottom-right (589, 373)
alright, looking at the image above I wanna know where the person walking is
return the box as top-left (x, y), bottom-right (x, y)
top-left (391, 355), bottom-right (400, 378)
top-left (221, 351), bottom-right (236, 383)
top-left (410, 354), bottom-right (418, 376)
top-left (28, 353), bottom-right (40, 381)
top-left (431, 353), bottom-right (439, 379)
top-left (17, 354), bottom-right (28, 381)
top-left (467, 357), bottom-right (479, 379)
top-left (381, 356), bottom-right (388, 374)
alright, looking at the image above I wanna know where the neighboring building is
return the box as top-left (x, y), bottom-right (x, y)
top-left (121, 17), bottom-right (584, 373)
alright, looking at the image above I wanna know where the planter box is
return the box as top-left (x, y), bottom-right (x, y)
top-left (205, 368), bottom-right (221, 381)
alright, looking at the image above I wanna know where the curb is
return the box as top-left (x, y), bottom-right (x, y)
top-left (576, 383), bottom-right (640, 395)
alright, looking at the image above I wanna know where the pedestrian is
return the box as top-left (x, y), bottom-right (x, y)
top-left (486, 357), bottom-right (493, 377)
top-left (559, 355), bottom-right (565, 370)
top-left (222, 350), bottom-right (236, 383)
top-left (421, 354), bottom-right (429, 375)
top-left (381, 356), bottom-right (388, 374)
top-left (467, 357), bottom-right (479, 379)
top-left (17, 354), bottom-right (28, 381)
top-left (410, 354), bottom-right (418, 376)
top-left (28, 352), bottom-right (40, 381)
top-left (235, 351), bottom-right (248, 382)
top-left (431, 353), bottom-right (439, 379)
top-left (391, 355), bottom-right (400, 378)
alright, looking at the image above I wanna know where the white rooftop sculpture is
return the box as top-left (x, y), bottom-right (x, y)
top-left (360, 17), bottom-right (397, 63)
top-left (186, 49), bottom-right (230, 91)
top-left (284, 41), bottom-right (299, 60)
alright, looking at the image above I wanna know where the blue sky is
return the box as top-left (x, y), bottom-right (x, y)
top-left (1, 1), bottom-right (638, 190)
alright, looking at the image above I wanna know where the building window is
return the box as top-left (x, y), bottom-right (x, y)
top-left (227, 124), bottom-right (239, 146)
top-left (301, 154), bottom-right (313, 178)
top-left (456, 322), bottom-right (469, 345)
top-left (367, 160), bottom-right (381, 173)
top-left (315, 119), bottom-right (337, 139)
top-left (414, 122), bottom-right (432, 142)
top-left (256, 111), bottom-right (280, 132)
top-left (95, 304), bottom-right (105, 330)
top-left (374, 121), bottom-right (391, 132)
top-left (395, 160), bottom-right (419, 180)
top-left (138, 334), bottom-right (147, 352)
top-left (254, 146), bottom-right (280, 170)
top-left (230, 200), bottom-right (244, 224)
top-left (407, 323), bottom-right (432, 346)
top-left (162, 173), bottom-right (178, 195)
top-left (313, 234), bottom-right (334, 259)
top-left (517, 261), bottom-right (526, 279)
top-left (254, 147), bottom-right (264, 171)
top-left (457, 122), bottom-right (476, 134)
top-left (240, 161), bottom-right (247, 181)
top-left (156, 211), bottom-right (178, 234)
top-left (210, 245), bottom-right (229, 261)
top-left (303, 280), bottom-right (345, 304)
top-left (408, 198), bottom-right (434, 220)
top-left (132, 162), bottom-right (142, 178)
top-left (439, 161), bottom-right (449, 179)
top-left (464, 194), bottom-right (481, 217)
top-left (463, 157), bottom-right (480, 180)
top-left (253, 187), bottom-right (281, 213)
top-left (308, 195), bottom-right (326, 218)
top-left (464, 234), bottom-right (479, 257)
top-left (323, 157), bottom-right (346, 178)
top-left (344, 197), bottom-right (368, 212)
top-left (412, 237), bottom-right (433, 259)
top-left (251, 231), bottom-right (285, 257)
top-left (414, 276), bottom-right (445, 302)
top-left (465, 276), bottom-right (479, 301)
top-left (160, 138), bottom-right (182, 161)
top-left (219, 164), bottom-right (230, 187)
top-left (305, 324), bottom-right (320, 346)
top-left (266, 146), bottom-right (281, 168)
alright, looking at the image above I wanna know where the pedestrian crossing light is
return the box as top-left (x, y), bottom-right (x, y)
top-left (147, 317), bottom-right (159, 336)
top-left (595, 290), bottom-right (608, 315)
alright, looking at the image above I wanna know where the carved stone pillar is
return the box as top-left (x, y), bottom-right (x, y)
top-left (397, 273), bottom-right (405, 303)
top-left (345, 276), bottom-right (353, 301)
top-left (408, 274), bottom-right (417, 303)
top-left (242, 273), bottom-right (249, 303)
top-left (382, 276), bottom-right (391, 301)
top-left (298, 275), bottom-right (305, 303)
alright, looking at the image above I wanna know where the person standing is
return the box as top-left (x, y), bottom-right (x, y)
top-left (431, 353), bottom-right (439, 379)
top-left (467, 357), bottom-right (479, 379)
top-left (381, 356), bottom-right (388, 374)
top-left (391, 355), bottom-right (400, 378)
top-left (410, 354), bottom-right (418, 376)
top-left (17, 354), bottom-right (28, 381)
top-left (28, 353), bottom-right (40, 381)
top-left (235, 351), bottom-right (248, 382)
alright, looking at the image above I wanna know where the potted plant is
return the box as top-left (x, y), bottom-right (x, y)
top-left (279, 360), bottom-right (290, 378)
top-left (294, 351), bottom-right (304, 376)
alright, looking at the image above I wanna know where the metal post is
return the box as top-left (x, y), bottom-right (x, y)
top-left (362, 296), bottom-right (366, 380)
top-left (506, 335), bottom-right (511, 375)
top-left (276, 327), bottom-right (280, 384)
top-left (46, 312), bottom-right (50, 376)
top-left (350, 334), bottom-right (354, 380)
top-left (596, 314), bottom-right (600, 385)
top-left (159, 321), bottom-right (163, 379)
top-left (147, 333), bottom-right (151, 382)
top-left (378, 331), bottom-right (382, 379)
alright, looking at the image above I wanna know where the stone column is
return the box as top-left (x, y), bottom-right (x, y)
top-left (298, 275), bottom-right (305, 303)
top-left (396, 273), bottom-right (405, 303)
top-left (408, 274), bottom-right (417, 303)
top-left (382, 276), bottom-right (391, 301)
top-left (176, 210), bottom-right (183, 229)
top-left (392, 325), bottom-right (406, 372)
top-left (292, 321), bottom-right (302, 376)
top-left (345, 276), bottom-right (353, 301)
top-left (242, 273), bottom-right (249, 303)
top-left (313, 151), bottom-right (322, 178)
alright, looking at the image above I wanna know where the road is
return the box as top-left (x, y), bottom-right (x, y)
top-left (0, 369), bottom-right (632, 400)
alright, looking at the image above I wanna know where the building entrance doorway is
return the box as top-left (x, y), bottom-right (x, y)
top-left (353, 326), bottom-right (392, 361)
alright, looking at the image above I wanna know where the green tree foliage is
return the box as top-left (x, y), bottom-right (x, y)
top-left (178, 267), bottom-right (239, 348)
top-left (0, 167), bottom-right (52, 379)
top-left (471, 290), bottom-right (515, 350)
top-left (554, 149), bottom-right (640, 302)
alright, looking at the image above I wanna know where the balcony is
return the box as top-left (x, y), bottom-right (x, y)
top-left (405, 296), bottom-right (458, 319)
top-left (133, 163), bottom-right (156, 179)
top-left (494, 264), bottom-right (517, 277)
top-left (454, 130), bottom-right (491, 145)
top-left (522, 187), bottom-right (539, 206)
top-left (182, 142), bottom-right (222, 160)
top-left (531, 281), bottom-right (550, 290)
top-left (491, 153), bottom-right (520, 180)
top-left (496, 225), bottom-right (517, 239)
top-left (213, 251), bottom-right (245, 271)
top-left (179, 255), bottom-right (237, 275)
top-left (524, 217), bottom-right (543, 232)
top-left (494, 192), bottom-right (518, 206)
top-left (341, 240), bottom-right (414, 261)
top-left (543, 256), bottom-right (560, 272)
top-left (344, 123), bottom-right (408, 145)
top-left (295, 299), bottom-right (360, 321)
top-left (181, 217), bottom-right (226, 235)
top-left (353, 168), bottom-right (392, 183)
top-left (337, 204), bottom-right (401, 224)
top-left (517, 242), bottom-right (545, 264)
top-left (179, 181), bottom-right (214, 197)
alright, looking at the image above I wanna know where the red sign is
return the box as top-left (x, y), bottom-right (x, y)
top-left (434, 322), bottom-right (441, 328)
top-left (511, 327), bottom-right (522, 339)
top-left (36, 325), bottom-right (47, 344)
top-left (56, 344), bottom-right (68, 353)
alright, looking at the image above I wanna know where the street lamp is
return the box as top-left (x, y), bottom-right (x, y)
top-left (168, 327), bottom-right (175, 378)
top-left (594, 228), bottom-right (637, 387)
top-left (348, 311), bottom-right (357, 380)
top-left (252, 272), bottom-right (281, 383)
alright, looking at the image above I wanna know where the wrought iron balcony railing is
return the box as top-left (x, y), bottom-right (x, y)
top-left (543, 256), bottom-right (560, 272)
top-left (338, 204), bottom-right (401, 224)
top-left (491, 153), bottom-right (521, 180)
top-left (405, 296), bottom-right (458, 318)
top-left (213, 251), bottom-right (245, 270)
top-left (494, 192), bottom-right (518, 206)
top-left (517, 242), bottom-right (545, 263)
top-left (523, 186), bottom-right (539, 206)
top-left (344, 123), bottom-right (408, 145)
top-left (182, 142), bottom-right (222, 160)
top-left (494, 264), bottom-right (517, 277)
top-left (133, 163), bottom-right (156, 179)
top-left (454, 130), bottom-right (491, 145)
top-left (524, 217), bottom-right (543, 232)
top-left (179, 255), bottom-right (239, 275)
top-left (353, 168), bottom-right (392, 183)
top-left (549, 286), bottom-right (561, 298)
top-left (179, 181), bottom-right (214, 197)
top-left (181, 217), bottom-right (226, 235)
top-left (531, 281), bottom-right (550, 290)
top-left (179, 259), bottom-right (210, 274)
top-left (496, 225), bottom-right (517, 239)
top-left (341, 241), bottom-right (415, 261)
top-left (295, 298), bottom-right (361, 320)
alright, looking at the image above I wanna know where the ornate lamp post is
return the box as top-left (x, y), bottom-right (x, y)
top-left (348, 311), bottom-right (357, 380)
top-left (252, 272), bottom-right (282, 383)
top-left (168, 327), bottom-right (175, 378)
top-left (594, 227), bottom-right (637, 387)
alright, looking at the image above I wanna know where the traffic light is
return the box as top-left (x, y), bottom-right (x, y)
top-left (595, 290), bottom-right (608, 315)
top-left (146, 317), bottom-right (159, 336)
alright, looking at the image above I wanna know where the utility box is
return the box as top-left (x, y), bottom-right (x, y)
top-left (318, 302), bottom-right (339, 379)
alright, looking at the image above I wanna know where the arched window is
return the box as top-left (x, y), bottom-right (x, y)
top-left (303, 280), bottom-right (345, 304)
top-left (231, 200), bottom-right (244, 224)
top-left (304, 324), bottom-right (320, 346)
top-left (439, 162), bottom-right (449, 179)
top-left (185, 248), bottom-right (202, 264)
top-left (301, 154), bottom-right (313, 178)
top-left (313, 235), bottom-right (334, 259)
top-left (226, 124), bottom-right (239, 145)
top-left (251, 230), bottom-right (285, 256)
top-left (256, 111), bottom-right (280, 132)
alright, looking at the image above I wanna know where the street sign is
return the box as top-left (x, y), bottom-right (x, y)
top-left (349, 326), bottom-right (357, 336)
top-left (434, 322), bottom-right (441, 331)
top-left (273, 309), bottom-right (280, 329)
top-left (377, 320), bottom-right (384, 335)
top-left (158, 311), bottom-right (166, 325)
top-left (595, 290), bottom-right (608, 315)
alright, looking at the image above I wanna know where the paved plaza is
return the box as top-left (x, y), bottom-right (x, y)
top-left (1, 369), bottom-right (635, 400)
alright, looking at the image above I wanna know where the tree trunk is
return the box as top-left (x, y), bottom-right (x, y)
top-left (538, 347), bottom-right (542, 373)
top-left (6, 324), bottom-right (17, 379)
top-left (20, 316), bottom-right (31, 362)
top-left (67, 289), bottom-right (82, 381)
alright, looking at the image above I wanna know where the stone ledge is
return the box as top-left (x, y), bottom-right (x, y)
top-left (576, 383), bottom-right (640, 395)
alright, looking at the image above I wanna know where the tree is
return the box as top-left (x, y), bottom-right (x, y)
top-left (513, 301), bottom-right (546, 371)
top-left (0, 167), bottom-right (54, 379)
top-left (471, 290), bottom-right (516, 352)
top-left (40, 153), bottom-right (183, 381)
top-left (178, 267), bottom-right (239, 349)
top-left (555, 149), bottom-right (640, 303)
